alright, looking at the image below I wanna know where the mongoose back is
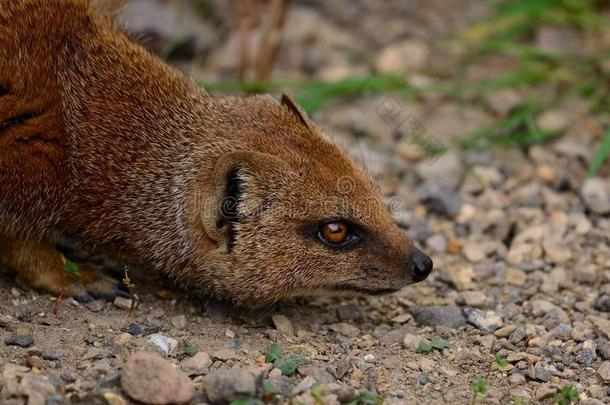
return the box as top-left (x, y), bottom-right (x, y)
top-left (0, 0), bottom-right (433, 307)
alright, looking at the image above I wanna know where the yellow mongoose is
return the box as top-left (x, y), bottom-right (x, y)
top-left (0, 0), bottom-right (432, 307)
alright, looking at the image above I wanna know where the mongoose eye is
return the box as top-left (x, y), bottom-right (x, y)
top-left (319, 222), bottom-right (359, 247)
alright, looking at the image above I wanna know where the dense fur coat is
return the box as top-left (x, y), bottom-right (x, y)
top-left (0, 0), bottom-right (432, 306)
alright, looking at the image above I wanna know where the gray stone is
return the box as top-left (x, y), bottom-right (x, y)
top-left (575, 348), bottom-right (596, 366)
top-left (201, 368), bottom-right (256, 403)
top-left (41, 348), bottom-right (61, 361)
top-left (534, 366), bottom-right (552, 382)
top-left (409, 306), bottom-right (467, 329)
top-left (509, 328), bottom-right (526, 344)
top-left (85, 299), bottom-right (106, 312)
top-left (463, 308), bottom-right (503, 333)
top-left (415, 182), bottom-right (462, 217)
top-left (5, 335), bottom-right (34, 348)
top-left (552, 324), bottom-right (572, 340)
top-left (597, 340), bottom-right (610, 360)
top-left (121, 323), bottom-right (142, 336)
top-left (581, 177), bottom-right (610, 214)
top-left (594, 295), bottom-right (610, 312)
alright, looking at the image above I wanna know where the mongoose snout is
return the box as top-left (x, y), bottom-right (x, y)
top-left (411, 248), bottom-right (434, 282)
top-left (0, 0), bottom-right (433, 308)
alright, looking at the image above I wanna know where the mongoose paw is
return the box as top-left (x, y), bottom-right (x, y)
top-left (65, 268), bottom-right (121, 301)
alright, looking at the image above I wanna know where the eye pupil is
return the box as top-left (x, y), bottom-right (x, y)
top-left (322, 222), bottom-right (348, 244)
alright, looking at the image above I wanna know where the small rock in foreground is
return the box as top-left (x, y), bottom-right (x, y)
top-left (409, 306), bottom-right (466, 329)
top-left (201, 368), bottom-right (256, 404)
top-left (121, 352), bottom-right (194, 405)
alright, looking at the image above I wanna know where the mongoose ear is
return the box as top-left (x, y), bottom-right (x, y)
top-left (281, 93), bottom-right (315, 129)
top-left (202, 151), bottom-right (286, 251)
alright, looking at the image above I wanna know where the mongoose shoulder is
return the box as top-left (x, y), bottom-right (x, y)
top-left (0, 0), bottom-right (432, 307)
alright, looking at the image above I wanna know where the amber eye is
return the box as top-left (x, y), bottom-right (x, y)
top-left (320, 222), bottom-right (349, 245)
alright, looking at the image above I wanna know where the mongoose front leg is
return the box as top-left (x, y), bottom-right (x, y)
top-left (0, 237), bottom-right (118, 301)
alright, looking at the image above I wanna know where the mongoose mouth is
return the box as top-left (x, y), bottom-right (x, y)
top-left (331, 285), bottom-right (401, 295)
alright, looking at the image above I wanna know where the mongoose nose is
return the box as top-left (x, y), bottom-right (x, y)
top-left (411, 249), bottom-right (433, 282)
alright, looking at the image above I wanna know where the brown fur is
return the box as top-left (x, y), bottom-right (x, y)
top-left (0, 0), bottom-right (432, 307)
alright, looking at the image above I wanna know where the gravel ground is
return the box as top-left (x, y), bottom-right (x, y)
top-left (2, 1), bottom-right (610, 404)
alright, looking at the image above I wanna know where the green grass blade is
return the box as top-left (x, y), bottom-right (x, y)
top-left (587, 129), bottom-right (610, 178)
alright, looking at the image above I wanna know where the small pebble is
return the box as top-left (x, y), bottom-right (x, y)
top-left (212, 349), bottom-right (238, 361)
top-left (535, 385), bottom-right (556, 401)
top-left (594, 295), bottom-right (610, 312)
top-left (409, 306), bottom-right (467, 329)
top-left (148, 333), bottom-right (178, 355)
top-left (534, 365), bottom-right (552, 382)
top-left (463, 308), bottom-right (503, 333)
top-left (509, 328), bottom-right (526, 344)
top-left (201, 368), bottom-right (256, 403)
top-left (271, 314), bottom-right (295, 337)
top-left (494, 325), bottom-right (517, 338)
top-left (170, 315), bottom-right (187, 330)
top-left (328, 322), bottom-right (360, 337)
top-left (598, 361), bottom-right (610, 381)
top-left (597, 340), bottom-right (610, 360)
top-left (181, 351), bottom-right (211, 374)
top-left (508, 373), bottom-right (525, 385)
top-left (41, 348), bottom-right (61, 360)
top-left (121, 352), bottom-right (194, 405)
top-left (5, 335), bottom-right (34, 348)
top-left (113, 296), bottom-right (134, 310)
top-left (576, 348), bottom-right (596, 366)
top-left (121, 323), bottom-right (142, 336)
top-left (85, 299), bottom-right (106, 312)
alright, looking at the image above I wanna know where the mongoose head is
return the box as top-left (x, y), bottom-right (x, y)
top-left (196, 94), bottom-right (433, 307)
